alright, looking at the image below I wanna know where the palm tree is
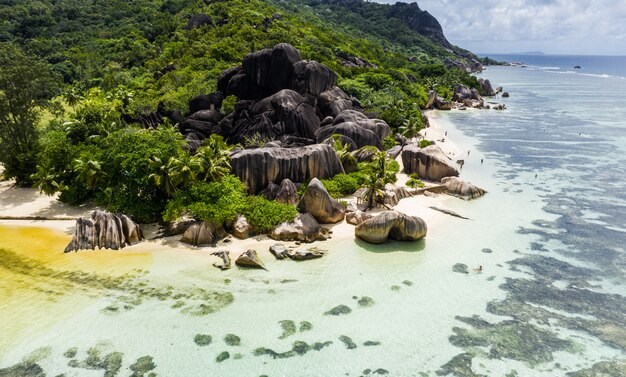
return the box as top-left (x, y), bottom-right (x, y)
top-left (62, 87), bottom-right (83, 110)
top-left (149, 156), bottom-right (177, 197)
top-left (363, 174), bottom-right (385, 211)
top-left (166, 154), bottom-right (201, 191)
top-left (398, 116), bottom-right (420, 140)
top-left (193, 145), bottom-right (231, 183)
top-left (73, 158), bottom-right (106, 189)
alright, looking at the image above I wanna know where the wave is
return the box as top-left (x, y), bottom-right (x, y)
top-left (548, 70), bottom-right (625, 80)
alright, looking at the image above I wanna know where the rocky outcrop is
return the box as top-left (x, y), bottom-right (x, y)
top-left (230, 143), bottom-right (344, 194)
top-left (346, 210), bottom-right (373, 226)
top-left (383, 184), bottom-right (412, 207)
top-left (164, 217), bottom-right (196, 236)
top-left (401, 144), bottom-right (459, 181)
top-left (315, 110), bottom-right (390, 150)
top-left (269, 213), bottom-right (329, 243)
top-left (212, 250), bottom-right (231, 270)
top-left (269, 243), bottom-right (324, 260)
top-left (269, 243), bottom-right (290, 259)
top-left (230, 214), bottom-right (256, 239)
top-left (425, 90), bottom-right (452, 110)
top-left (453, 84), bottom-right (484, 108)
top-left (441, 177), bottom-right (486, 200)
top-left (64, 211), bottom-right (144, 253)
top-left (180, 221), bottom-right (226, 246)
top-left (235, 249), bottom-right (266, 269)
top-left (298, 178), bottom-right (345, 223)
top-left (275, 178), bottom-right (298, 205)
top-left (317, 86), bottom-right (353, 118)
top-left (355, 211), bottom-right (427, 244)
top-left (478, 78), bottom-right (496, 96)
top-left (224, 89), bottom-right (320, 145)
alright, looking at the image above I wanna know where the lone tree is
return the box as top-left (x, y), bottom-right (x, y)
top-left (0, 43), bottom-right (60, 185)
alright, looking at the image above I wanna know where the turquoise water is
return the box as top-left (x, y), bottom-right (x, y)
top-left (1, 63), bottom-right (626, 376)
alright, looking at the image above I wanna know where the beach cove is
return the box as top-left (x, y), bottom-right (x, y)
top-left (2, 62), bottom-right (626, 376)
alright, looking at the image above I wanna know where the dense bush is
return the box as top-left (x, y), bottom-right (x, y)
top-left (164, 176), bottom-right (297, 232)
top-left (321, 173), bottom-right (361, 198)
top-left (419, 139), bottom-right (434, 148)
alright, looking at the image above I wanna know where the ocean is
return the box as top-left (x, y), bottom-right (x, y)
top-left (1, 56), bottom-right (625, 376)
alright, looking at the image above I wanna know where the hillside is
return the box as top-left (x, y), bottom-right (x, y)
top-left (0, 0), bottom-right (487, 223)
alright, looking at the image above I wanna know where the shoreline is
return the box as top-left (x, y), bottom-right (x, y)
top-left (0, 110), bottom-right (469, 262)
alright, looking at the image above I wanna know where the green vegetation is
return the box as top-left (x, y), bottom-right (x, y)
top-left (1, 0), bottom-right (483, 226)
top-left (164, 176), bottom-right (297, 231)
top-left (419, 139), bottom-right (434, 148)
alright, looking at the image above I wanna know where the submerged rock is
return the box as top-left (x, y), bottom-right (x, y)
top-left (453, 263), bottom-right (469, 274)
top-left (64, 210), bottom-right (144, 253)
top-left (298, 178), bottom-right (345, 223)
top-left (441, 177), bottom-right (486, 200)
top-left (402, 144), bottom-right (459, 182)
top-left (211, 250), bottom-right (231, 270)
top-left (269, 213), bottom-right (329, 243)
top-left (355, 211), bottom-right (427, 244)
top-left (235, 249), bottom-right (266, 270)
top-left (325, 304), bottom-right (352, 316)
top-left (288, 247), bottom-right (325, 260)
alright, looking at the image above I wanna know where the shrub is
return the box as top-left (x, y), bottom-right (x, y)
top-left (163, 175), bottom-right (247, 227)
top-left (321, 173), bottom-right (360, 198)
top-left (382, 136), bottom-right (397, 150)
top-left (406, 178), bottom-right (424, 188)
top-left (419, 139), bottom-right (434, 148)
top-left (242, 196), bottom-right (298, 233)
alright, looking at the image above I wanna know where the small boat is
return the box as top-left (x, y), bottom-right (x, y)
top-left (574, 65), bottom-right (582, 69)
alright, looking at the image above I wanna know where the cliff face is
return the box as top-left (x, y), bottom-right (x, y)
top-left (387, 2), bottom-right (451, 48)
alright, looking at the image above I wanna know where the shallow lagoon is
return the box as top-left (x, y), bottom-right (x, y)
top-left (1, 64), bottom-right (626, 376)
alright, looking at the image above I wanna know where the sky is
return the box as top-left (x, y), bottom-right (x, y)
top-left (372, 0), bottom-right (626, 55)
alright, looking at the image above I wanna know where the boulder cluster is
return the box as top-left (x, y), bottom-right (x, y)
top-left (64, 210), bottom-right (144, 252)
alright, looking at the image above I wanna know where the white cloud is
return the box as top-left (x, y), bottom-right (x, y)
top-left (371, 0), bottom-right (626, 54)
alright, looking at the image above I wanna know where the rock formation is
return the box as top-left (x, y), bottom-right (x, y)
top-left (315, 110), bottom-right (390, 150)
top-left (298, 178), bottom-right (345, 223)
top-left (346, 210), bottom-right (373, 226)
top-left (212, 250), bottom-right (231, 270)
top-left (180, 221), bottom-right (226, 246)
top-left (425, 90), bottom-right (452, 110)
top-left (269, 213), bottom-right (329, 243)
top-left (478, 78), bottom-right (495, 96)
top-left (235, 249), bottom-right (266, 269)
top-left (355, 211), bottom-right (427, 244)
top-left (64, 211), bottom-right (144, 253)
top-left (275, 178), bottom-right (299, 205)
top-left (269, 243), bottom-right (291, 260)
top-left (230, 214), bottom-right (256, 239)
top-left (382, 183), bottom-right (412, 207)
top-left (401, 144), bottom-right (459, 181)
top-left (441, 177), bottom-right (486, 200)
top-left (230, 144), bottom-right (344, 194)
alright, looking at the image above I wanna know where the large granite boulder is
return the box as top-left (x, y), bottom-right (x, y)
top-left (235, 249), bottom-right (266, 269)
top-left (298, 178), bottom-right (345, 224)
top-left (426, 90), bottom-right (452, 110)
top-left (181, 221), bottom-right (226, 246)
top-left (441, 176), bottom-right (486, 200)
top-left (218, 43), bottom-right (302, 100)
top-left (64, 211), bottom-right (144, 253)
top-left (230, 143), bottom-right (344, 194)
top-left (225, 89), bottom-right (320, 144)
top-left (317, 86), bottom-right (353, 118)
top-left (269, 213), bottom-right (329, 243)
top-left (333, 110), bottom-right (391, 141)
top-left (355, 211), bottom-right (427, 244)
top-left (315, 110), bottom-right (390, 150)
top-left (478, 78), bottom-right (496, 96)
top-left (230, 214), bottom-right (256, 239)
top-left (292, 60), bottom-right (336, 98)
top-left (346, 210), bottom-right (373, 226)
top-left (453, 84), bottom-right (473, 102)
top-left (275, 178), bottom-right (299, 205)
top-left (401, 144), bottom-right (459, 181)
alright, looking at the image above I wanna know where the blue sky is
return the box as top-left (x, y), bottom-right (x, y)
top-left (371, 0), bottom-right (626, 55)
